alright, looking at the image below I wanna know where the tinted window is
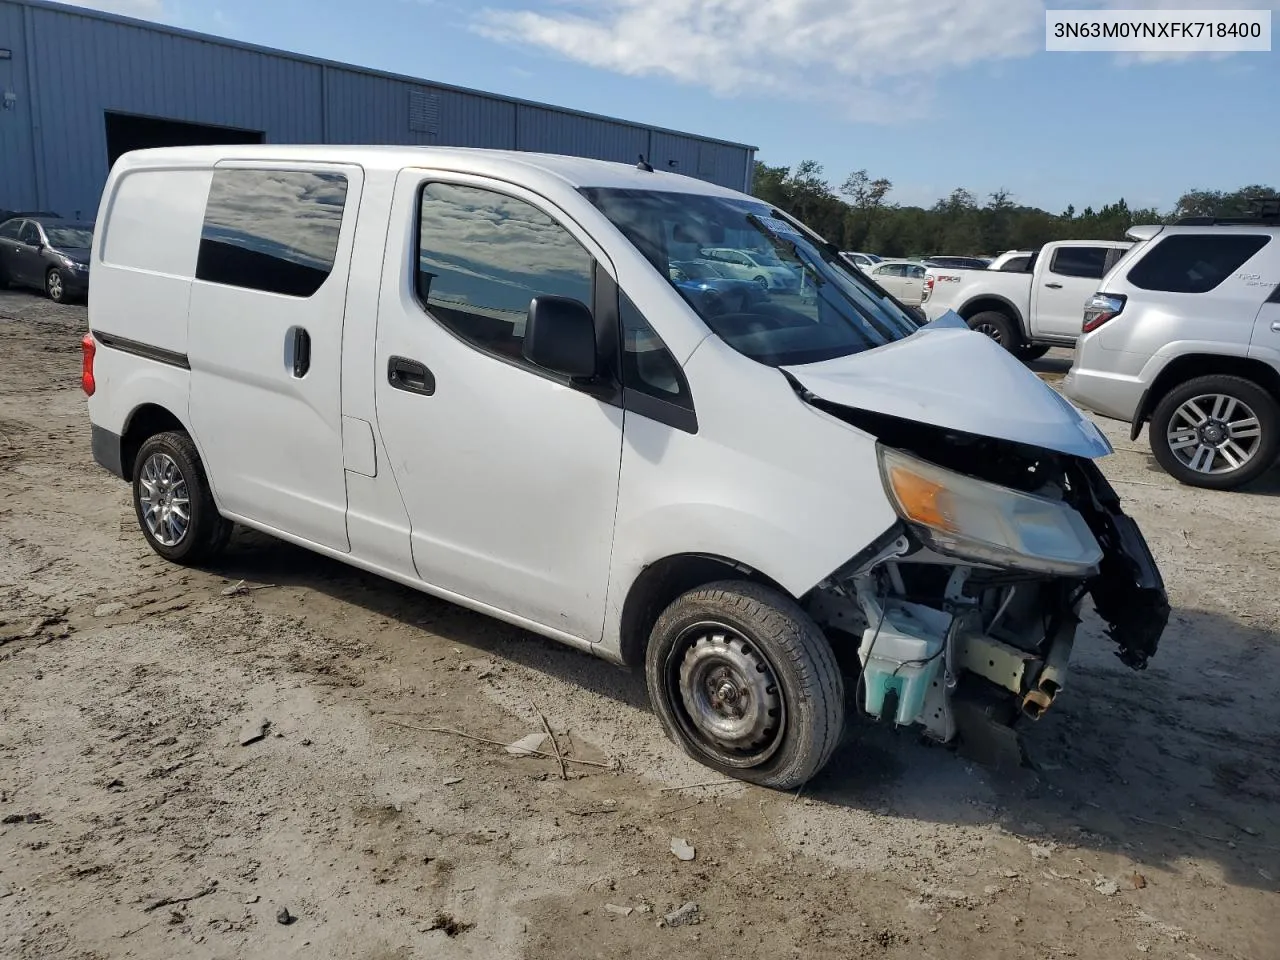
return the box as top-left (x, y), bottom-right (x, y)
top-left (619, 293), bottom-right (693, 410)
top-left (416, 183), bottom-right (593, 368)
top-left (906, 265), bottom-right (926, 279)
top-left (876, 264), bottom-right (907, 277)
top-left (196, 169), bottom-right (348, 297)
top-left (1128, 234), bottom-right (1271, 294)
top-left (19, 222), bottom-right (40, 245)
top-left (0, 220), bottom-right (21, 240)
top-left (1050, 246), bottom-right (1110, 279)
top-left (999, 256), bottom-right (1031, 272)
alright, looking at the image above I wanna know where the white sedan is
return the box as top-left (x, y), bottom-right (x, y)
top-left (864, 259), bottom-right (929, 305)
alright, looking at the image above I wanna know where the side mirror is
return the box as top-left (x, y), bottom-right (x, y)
top-left (522, 296), bottom-right (597, 379)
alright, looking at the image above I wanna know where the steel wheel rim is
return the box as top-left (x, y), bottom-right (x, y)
top-left (48, 272), bottom-right (62, 300)
top-left (668, 621), bottom-right (785, 768)
top-left (138, 452), bottom-right (191, 547)
top-left (972, 321), bottom-right (1003, 344)
top-left (1166, 393), bottom-right (1263, 476)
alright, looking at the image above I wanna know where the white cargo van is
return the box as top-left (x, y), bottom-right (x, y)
top-left (82, 146), bottom-right (1169, 787)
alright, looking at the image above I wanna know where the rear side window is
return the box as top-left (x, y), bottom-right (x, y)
top-left (999, 256), bottom-right (1031, 272)
top-left (0, 220), bottom-right (21, 240)
top-left (1127, 234), bottom-right (1270, 294)
top-left (1050, 246), bottom-right (1110, 279)
top-left (416, 182), bottom-right (594, 370)
top-left (196, 169), bottom-right (348, 298)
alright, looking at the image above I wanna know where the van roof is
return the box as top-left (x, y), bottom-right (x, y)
top-left (110, 145), bottom-right (750, 199)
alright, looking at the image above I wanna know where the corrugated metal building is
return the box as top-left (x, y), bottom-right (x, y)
top-left (0, 0), bottom-right (756, 220)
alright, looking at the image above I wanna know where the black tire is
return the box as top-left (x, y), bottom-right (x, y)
top-left (45, 268), bottom-right (66, 304)
top-left (1149, 375), bottom-right (1280, 490)
top-left (966, 310), bottom-right (1020, 352)
top-left (131, 431), bottom-right (233, 564)
top-left (645, 580), bottom-right (845, 790)
top-left (1018, 344), bottom-right (1052, 361)
top-left (753, 275), bottom-right (769, 288)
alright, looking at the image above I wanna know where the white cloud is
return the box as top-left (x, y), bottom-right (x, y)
top-left (56, 0), bottom-right (167, 18)
top-left (475, 0), bottom-right (1047, 118)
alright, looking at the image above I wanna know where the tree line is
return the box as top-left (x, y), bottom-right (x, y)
top-left (750, 160), bottom-right (1279, 259)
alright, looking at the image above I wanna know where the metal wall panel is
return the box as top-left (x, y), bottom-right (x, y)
top-left (0, 2), bottom-right (38, 211)
top-left (1, 0), bottom-right (755, 218)
top-left (516, 105), bottom-right (649, 165)
top-left (19, 2), bottom-right (324, 216)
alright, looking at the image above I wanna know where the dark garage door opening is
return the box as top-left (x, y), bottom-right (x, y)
top-left (104, 112), bottom-right (264, 167)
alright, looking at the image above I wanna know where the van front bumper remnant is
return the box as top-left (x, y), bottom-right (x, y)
top-left (807, 457), bottom-right (1168, 762)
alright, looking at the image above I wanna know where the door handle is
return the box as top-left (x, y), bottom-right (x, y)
top-left (388, 356), bottom-right (435, 396)
top-left (290, 327), bottom-right (311, 378)
top-left (1272, 322), bottom-right (1280, 333)
top-left (1045, 282), bottom-right (1064, 289)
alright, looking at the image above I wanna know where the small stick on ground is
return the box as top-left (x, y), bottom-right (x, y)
top-left (659, 779), bottom-right (739, 793)
top-left (531, 701), bottom-right (568, 781)
top-left (143, 882), bottom-right (218, 912)
top-left (1109, 478), bottom-right (1161, 487)
top-left (384, 719), bottom-right (617, 770)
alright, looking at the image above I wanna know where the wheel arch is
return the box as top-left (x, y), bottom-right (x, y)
top-left (958, 295), bottom-right (1026, 331)
top-left (617, 553), bottom-right (792, 669)
top-left (120, 402), bottom-right (191, 481)
top-left (1130, 354), bottom-right (1280, 441)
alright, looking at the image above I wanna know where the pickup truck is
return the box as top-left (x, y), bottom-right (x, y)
top-left (920, 240), bottom-right (1131, 359)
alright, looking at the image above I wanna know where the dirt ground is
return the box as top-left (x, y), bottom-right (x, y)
top-left (2, 291), bottom-right (1278, 960)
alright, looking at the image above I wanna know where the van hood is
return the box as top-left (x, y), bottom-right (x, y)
top-left (781, 313), bottom-right (1113, 460)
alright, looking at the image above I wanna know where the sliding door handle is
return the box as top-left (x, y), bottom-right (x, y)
top-left (290, 327), bottom-right (311, 378)
top-left (388, 356), bottom-right (435, 396)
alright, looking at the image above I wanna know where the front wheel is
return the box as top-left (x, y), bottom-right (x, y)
top-left (645, 581), bottom-right (845, 790)
top-left (753, 275), bottom-right (769, 289)
top-left (966, 310), bottom-right (1020, 352)
top-left (132, 431), bottom-right (233, 564)
top-left (1149, 375), bottom-right (1279, 490)
top-left (46, 268), bottom-right (66, 303)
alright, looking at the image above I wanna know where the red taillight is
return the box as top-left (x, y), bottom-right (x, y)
top-left (81, 332), bottom-right (96, 396)
top-left (1082, 293), bottom-right (1127, 334)
top-left (923, 276), bottom-right (935, 302)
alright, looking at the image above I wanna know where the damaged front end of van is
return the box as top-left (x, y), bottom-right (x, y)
top-left (790, 328), bottom-right (1170, 763)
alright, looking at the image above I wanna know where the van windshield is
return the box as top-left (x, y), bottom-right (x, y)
top-left (580, 187), bottom-right (922, 367)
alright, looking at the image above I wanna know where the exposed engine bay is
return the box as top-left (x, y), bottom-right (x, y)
top-left (803, 405), bottom-right (1170, 764)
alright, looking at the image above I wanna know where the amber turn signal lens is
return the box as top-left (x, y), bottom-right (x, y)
top-left (886, 464), bottom-right (955, 532)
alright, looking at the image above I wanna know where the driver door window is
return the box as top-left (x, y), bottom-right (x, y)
top-left (18, 222), bottom-right (41, 246)
top-left (416, 182), bottom-right (594, 372)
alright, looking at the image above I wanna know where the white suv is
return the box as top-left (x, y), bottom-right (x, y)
top-left (1064, 215), bottom-right (1280, 490)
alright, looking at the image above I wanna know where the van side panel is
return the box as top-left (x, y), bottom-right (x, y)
top-left (91, 167), bottom-right (212, 356)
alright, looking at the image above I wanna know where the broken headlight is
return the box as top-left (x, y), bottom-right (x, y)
top-left (877, 446), bottom-right (1103, 577)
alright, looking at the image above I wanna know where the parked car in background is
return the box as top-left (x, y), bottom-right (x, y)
top-left (923, 256), bottom-right (990, 270)
top-left (82, 144), bottom-right (1168, 789)
top-left (1064, 215), bottom-right (1280, 490)
top-left (920, 240), bottom-right (1131, 359)
top-left (988, 250), bottom-right (1036, 272)
top-left (669, 260), bottom-right (770, 314)
top-left (0, 216), bottom-right (94, 302)
top-left (839, 250), bottom-right (882, 271)
top-left (865, 259), bottom-right (930, 305)
top-left (698, 246), bottom-right (799, 290)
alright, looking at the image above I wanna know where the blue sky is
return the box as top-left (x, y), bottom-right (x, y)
top-left (68, 0), bottom-right (1280, 213)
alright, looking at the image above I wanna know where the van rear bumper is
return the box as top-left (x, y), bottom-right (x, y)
top-left (91, 424), bottom-right (127, 480)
